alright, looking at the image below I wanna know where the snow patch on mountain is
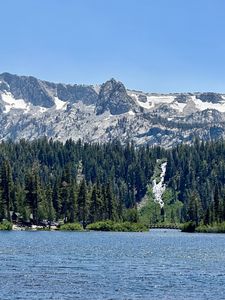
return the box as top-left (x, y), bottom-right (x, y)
top-left (1, 92), bottom-right (30, 113)
top-left (54, 97), bottom-right (67, 110)
top-left (147, 95), bottom-right (175, 106)
top-left (129, 91), bottom-right (225, 114)
top-left (170, 101), bottom-right (187, 113)
top-left (130, 92), bottom-right (179, 110)
top-left (129, 93), bottom-right (151, 109)
top-left (192, 96), bottom-right (225, 112)
top-left (128, 110), bottom-right (136, 116)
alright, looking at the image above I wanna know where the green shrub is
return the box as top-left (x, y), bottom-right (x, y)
top-left (60, 223), bottom-right (83, 231)
top-left (0, 220), bottom-right (12, 230)
top-left (196, 222), bottom-right (225, 233)
top-left (86, 220), bottom-right (113, 231)
top-left (181, 221), bottom-right (196, 232)
top-left (86, 220), bottom-right (148, 232)
top-left (123, 208), bottom-right (139, 223)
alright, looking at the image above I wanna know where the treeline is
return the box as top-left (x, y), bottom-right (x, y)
top-left (1, 137), bottom-right (225, 228)
top-left (0, 138), bottom-right (162, 226)
top-left (165, 138), bottom-right (225, 226)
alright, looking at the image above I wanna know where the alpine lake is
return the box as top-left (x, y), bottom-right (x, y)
top-left (0, 229), bottom-right (225, 300)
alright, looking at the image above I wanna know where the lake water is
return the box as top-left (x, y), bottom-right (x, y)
top-left (0, 229), bottom-right (225, 300)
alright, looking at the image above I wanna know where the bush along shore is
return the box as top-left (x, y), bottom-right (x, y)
top-left (86, 221), bottom-right (148, 232)
top-left (58, 221), bottom-right (148, 232)
top-left (0, 220), bottom-right (148, 232)
top-left (0, 220), bottom-right (12, 230)
top-left (181, 221), bottom-right (225, 233)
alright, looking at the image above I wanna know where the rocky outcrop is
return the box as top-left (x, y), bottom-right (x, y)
top-left (138, 94), bottom-right (147, 103)
top-left (0, 73), bottom-right (55, 108)
top-left (174, 94), bottom-right (192, 103)
top-left (56, 84), bottom-right (98, 105)
top-left (196, 92), bottom-right (224, 103)
top-left (95, 78), bottom-right (136, 115)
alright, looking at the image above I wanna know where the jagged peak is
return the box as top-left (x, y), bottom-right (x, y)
top-left (96, 78), bottom-right (135, 115)
top-left (101, 78), bottom-right (124, 88)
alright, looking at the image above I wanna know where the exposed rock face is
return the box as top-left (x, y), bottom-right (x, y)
top-left (174, 94), bottom-right (192, 103)
top-left (0, 72), bottom-right (225, 147)
top-left (95, 78), bottom-right (135, 115)
top-left (0, 73), bottom-right (55, 108)
top-left (138, 94), bottom-right (147, 103)
top-left (0, 72), bottom-right (99, 108)
top-left (56, 83), bottom-right (98, 105)
top-left (196, 92), bottom-right (224, 103)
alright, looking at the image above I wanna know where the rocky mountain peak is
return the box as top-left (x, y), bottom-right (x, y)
top-left (95, 78), bottom-right (136, 115)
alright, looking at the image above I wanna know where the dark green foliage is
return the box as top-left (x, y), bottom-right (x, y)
top-left (181, 221), bottom-right (196, 232)
top-left (77, 179), bottom-right (88, 227)
top-left (0, 220), bottom-right (12, 230)
top-left (25, 164), bottom-right (42, 225)
top-left (0, 139), bottom-right (157, 226)
top-left (0, 137), bottom-right (225, 230)
top-left (60, 222), bottom-right (83, 231)
top-left (0, 160), bottom-right (13, 220)
top-left (124, 208), bottom-right (139, 223)
top-left (164, 139), bottom-right (225, 227)
top-left (89, 183), bottom-right (103, 223)
top-left (86, 220), bottom-right (148, 232)
top-left (196, 222), bottom-right (225, 233)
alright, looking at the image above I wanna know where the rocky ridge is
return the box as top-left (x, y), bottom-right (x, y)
top-left (0, 72), bottom-right (225, 147)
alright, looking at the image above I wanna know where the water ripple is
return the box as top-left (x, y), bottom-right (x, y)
top-left (0, 229), bottom-right (225, 299)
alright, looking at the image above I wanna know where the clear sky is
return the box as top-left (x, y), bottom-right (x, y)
top-left (1, 0), bottom-right (225, 92)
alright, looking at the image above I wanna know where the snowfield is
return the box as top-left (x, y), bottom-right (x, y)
top-left (1, 92), bottom-right (30, 113)
top-left (129, 91), bottom-right (225, 114)
top-left (54, 96), bottom-right (67, 110)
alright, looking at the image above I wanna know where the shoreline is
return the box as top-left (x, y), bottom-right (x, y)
top-left (1, 222), bottom-right (223, 233)
top-left (12, 224), bottom-right (59, 231)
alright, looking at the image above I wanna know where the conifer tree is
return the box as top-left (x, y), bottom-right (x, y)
top-left (1, 160), bottom-right (13, 220)
top-left (67, 183), bottom-right (77, 223)
top-left (45, 184), bottom-right (55, 222)
top-left (105, 182), bottom-right (116, 221)
top-left (77, 179), bottom-right (88, 227)
top-left (25, 164), bottom-right (41, 225)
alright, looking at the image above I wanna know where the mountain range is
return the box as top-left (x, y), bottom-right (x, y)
top-left (0, 72), bottom-right (225, 147)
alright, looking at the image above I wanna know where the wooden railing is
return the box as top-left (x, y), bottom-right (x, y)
top-left (150, 224), bottom-right (180, 229)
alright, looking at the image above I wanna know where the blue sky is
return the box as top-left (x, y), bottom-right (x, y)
top-left (1, 0), bottom-right (225, 92)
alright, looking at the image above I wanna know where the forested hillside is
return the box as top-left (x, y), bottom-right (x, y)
top-left (164, 139), bottom-right (225, 228)
top-left (0, 138), bottom-right (225, 230)
top-left (0, 138), bottom-right (162, 227)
